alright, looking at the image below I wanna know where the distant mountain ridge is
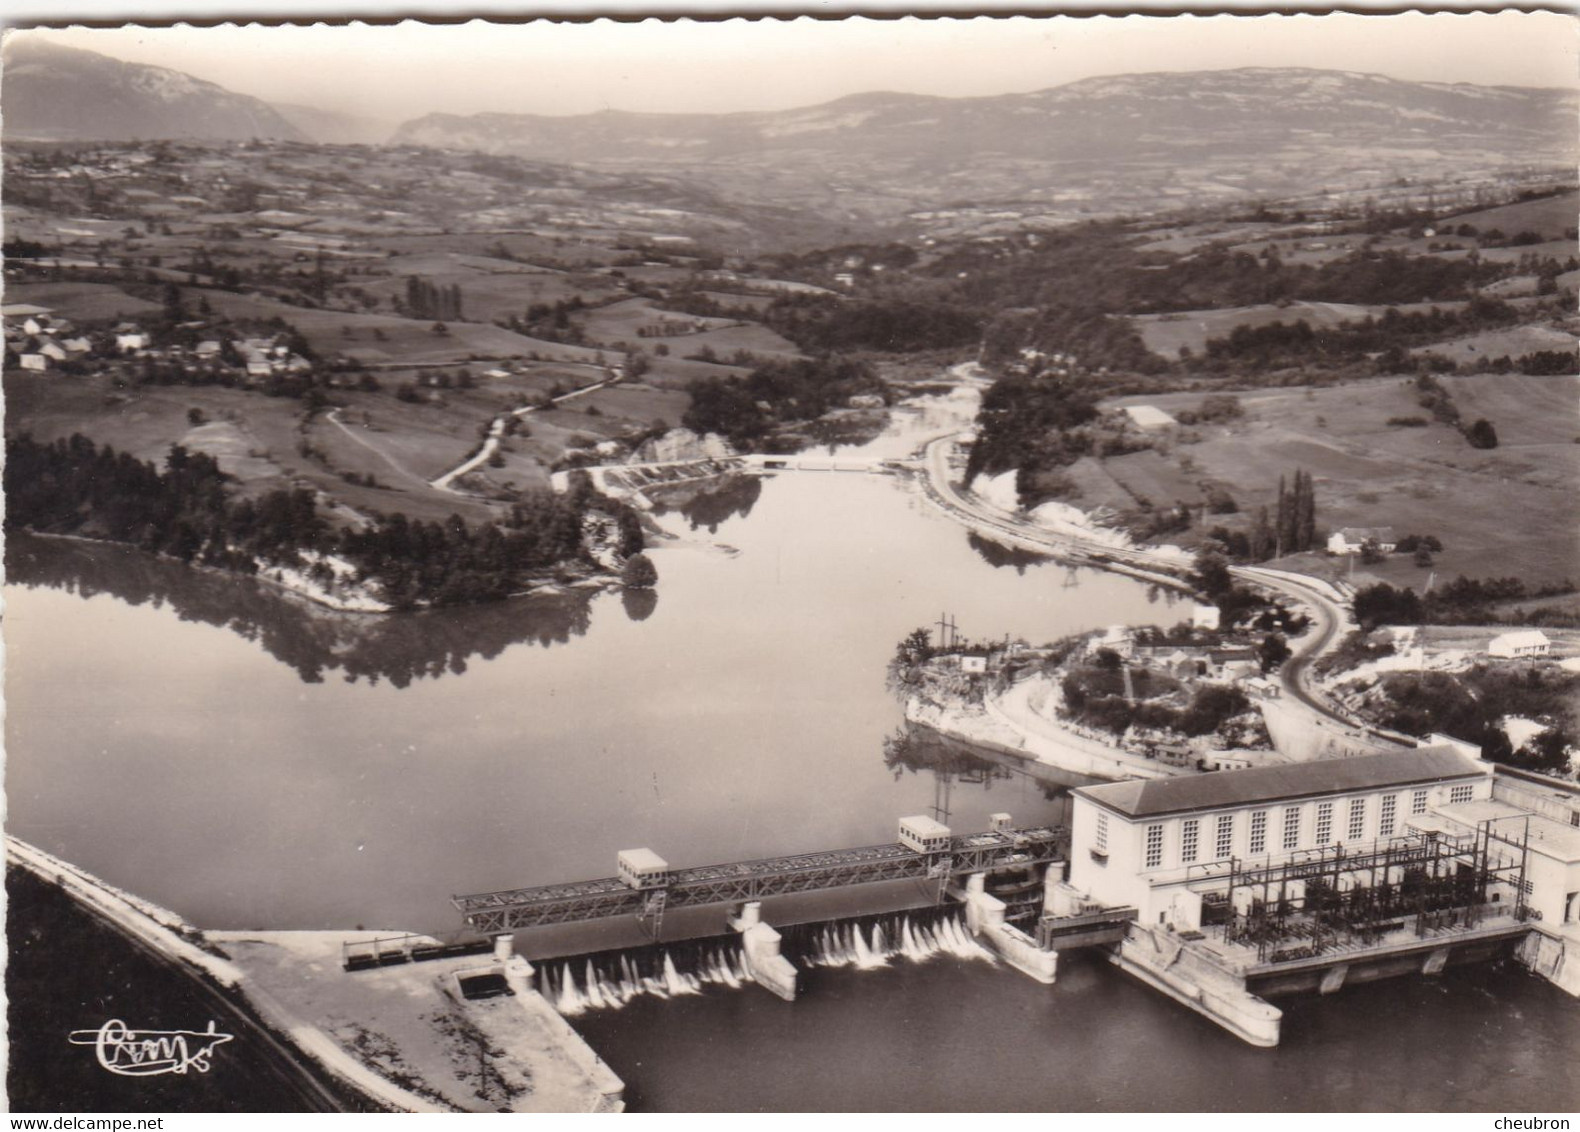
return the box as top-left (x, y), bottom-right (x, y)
top-left (388, 67), bottom-right (1579, 224)
top-left (390, 68), bottom-right (1577, 166)
top-left (4, 40), bottom-right (1574, 230)
top-left (2, 37), bottom-right (306, 142)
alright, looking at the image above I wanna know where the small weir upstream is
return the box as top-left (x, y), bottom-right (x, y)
top-left (534, 907), bottom-right (992, 1016)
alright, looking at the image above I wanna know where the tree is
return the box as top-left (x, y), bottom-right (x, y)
top-left (1258, 633), bottom-right (1292, 674)
top-left (1249, 505), bottom-right (1275, 562)
top-left (894, 627), bottom-right (934, 667)
top-left (1465, 418), bottom-right (1499, 449)
top-left (1360, 538), bottom-right (1386, 566)
top-left (621, 552), bottom-right (658, 589)
top-left (1193, 546), bottom-right (1234, 601)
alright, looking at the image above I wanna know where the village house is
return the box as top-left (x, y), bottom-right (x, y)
top-left (1096, 625), bottom-right (1136, 658)
top-left (1208, 647), bottom-right (1259, 681)
top-left (1326, 527), bottom-right (1398, 555)
top-left (1488, 630), bottom-right (1551, 659)
top-left (19, 353), bottom-right (49, 372)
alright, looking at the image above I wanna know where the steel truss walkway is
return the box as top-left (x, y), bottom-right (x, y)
top-left (453, 825), bottom-right (1067, 934)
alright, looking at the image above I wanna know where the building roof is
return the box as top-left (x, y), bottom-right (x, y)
top-left (1336, 527), bottom-right (1397, 543)
top-left (1075, 746), bottom-right (1486, 819)
top-left (1123, 405), bottom-right (1177, 429)
top-left (1, 303), bottom-right (54, 317)
top-left (617, 847), bottom-right (669, 872)
top-left (900, 815), bottom-right (951, 838)
top-left (1436, 799), bottom-right (1580, 863)
top-left (1490, 630), bottom-right (1550, 649)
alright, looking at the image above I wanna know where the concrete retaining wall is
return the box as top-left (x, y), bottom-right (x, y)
top-left (1111, 924), bottom-right (1282, 1048)
top-left (1518, 928), bottom-right (1580, 997)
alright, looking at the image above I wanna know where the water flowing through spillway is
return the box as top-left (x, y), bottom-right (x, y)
top-left (787, 909), bottom-right (995, 970)
top-left (540, 938), bottom-right (754, 1017)
top-left (536, 907), bottom-right (995, 1016)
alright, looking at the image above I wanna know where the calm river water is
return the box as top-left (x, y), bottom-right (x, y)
top-left (6, 398), bottom-right (1577, 1111)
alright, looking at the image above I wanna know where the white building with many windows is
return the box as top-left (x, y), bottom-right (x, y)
top-left (1068, 745), bottom-right (1493, 929)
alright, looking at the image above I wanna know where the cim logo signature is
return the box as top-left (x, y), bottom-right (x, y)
top-left (69, 1019), bottom-right (234, 1077)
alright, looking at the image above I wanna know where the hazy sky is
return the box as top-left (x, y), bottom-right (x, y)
top-left (13, 10), bottom-right (1578, 122)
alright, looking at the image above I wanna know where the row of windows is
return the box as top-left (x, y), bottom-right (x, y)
top-left (1126, 781), bottom-right (1480, 871)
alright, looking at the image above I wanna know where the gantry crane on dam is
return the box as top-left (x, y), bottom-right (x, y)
top-left (453, 815), bottom-right (1068, 937)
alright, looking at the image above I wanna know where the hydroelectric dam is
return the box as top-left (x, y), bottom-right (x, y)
top-left (447, 815), bottom-right (1127, 1002)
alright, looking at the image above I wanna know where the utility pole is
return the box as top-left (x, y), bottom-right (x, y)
top-left (935, 612), bottom-right (958, 651)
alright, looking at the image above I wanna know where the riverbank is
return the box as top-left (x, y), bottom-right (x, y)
top-left (906, 687), bottom-right (1184, 783)
top-left (11, 529), bottom-right (625, 615)
top-left (4, 837), bottom-right (621, 1113)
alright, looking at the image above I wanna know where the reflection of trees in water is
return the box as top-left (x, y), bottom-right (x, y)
top-left (883, 722), bottom-right (1070, 804)
top-left (6, 532), bottom-right (595, 688)
top-left (621, 587), bottom-right (658, 622)
top-left (883, 723), bottom-right (1009, 781)
top-left (965, 532), bottom-right (1053, 576)
top-left (650, 475), bottom-right (762, 533)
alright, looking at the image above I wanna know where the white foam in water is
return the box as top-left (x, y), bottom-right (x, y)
top-left (546, 913), bottom-right (994, 1014)
top-left (544, 943), bottom-right (752, 1015)
top-left (803, 912), bottom-right (995, 969)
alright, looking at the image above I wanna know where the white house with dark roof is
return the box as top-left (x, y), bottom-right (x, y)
top-left (1326, 527), bottom-right (1398, 555)
top-left (1067, 745), bottom-right (1493, 929)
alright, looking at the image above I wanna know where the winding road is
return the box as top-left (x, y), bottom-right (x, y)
top-left (914, 428), bottom-right (1361, 735)
top-left (431, 380), bottom-right (610, 493)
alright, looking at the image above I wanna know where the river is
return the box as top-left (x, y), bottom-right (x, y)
top-left (5, 393), bottom-right (1576, 1111)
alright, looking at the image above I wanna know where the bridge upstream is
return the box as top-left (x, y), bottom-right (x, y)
top-left (453, 819), bottom-right (1067, 935)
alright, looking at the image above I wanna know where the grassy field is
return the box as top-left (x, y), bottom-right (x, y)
top-left (5, 280), bottom-right (164, 321)
top-left (194, 288), bottom-right (607, 366)
top-left (1131, 300), bottom-right (1469, 359)
top-left (1418, 321), bottom-right (1579, 368)
top-left (571, 382), bottom-right (690, 426)
top-left (574, 296), bottom-right (801, 358)
top-left (1438, 191), bottom-right (1580, 243)
top-left (642, 355), bottom-right (752, 388)
top-left (355, 263), bottom-right (625, 325)
top-left (1104, 374), bottom-right (1580, 585)
top-left (3, 370), bottom-right (506, 526)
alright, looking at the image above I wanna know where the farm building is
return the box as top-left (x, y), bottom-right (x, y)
top-left (1123, 405), bottom-right (1178, 431)
top-left (1327, 527), bottom-right (1398, 555)
top-left (1488, 630), bottom-right (1551, 659)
